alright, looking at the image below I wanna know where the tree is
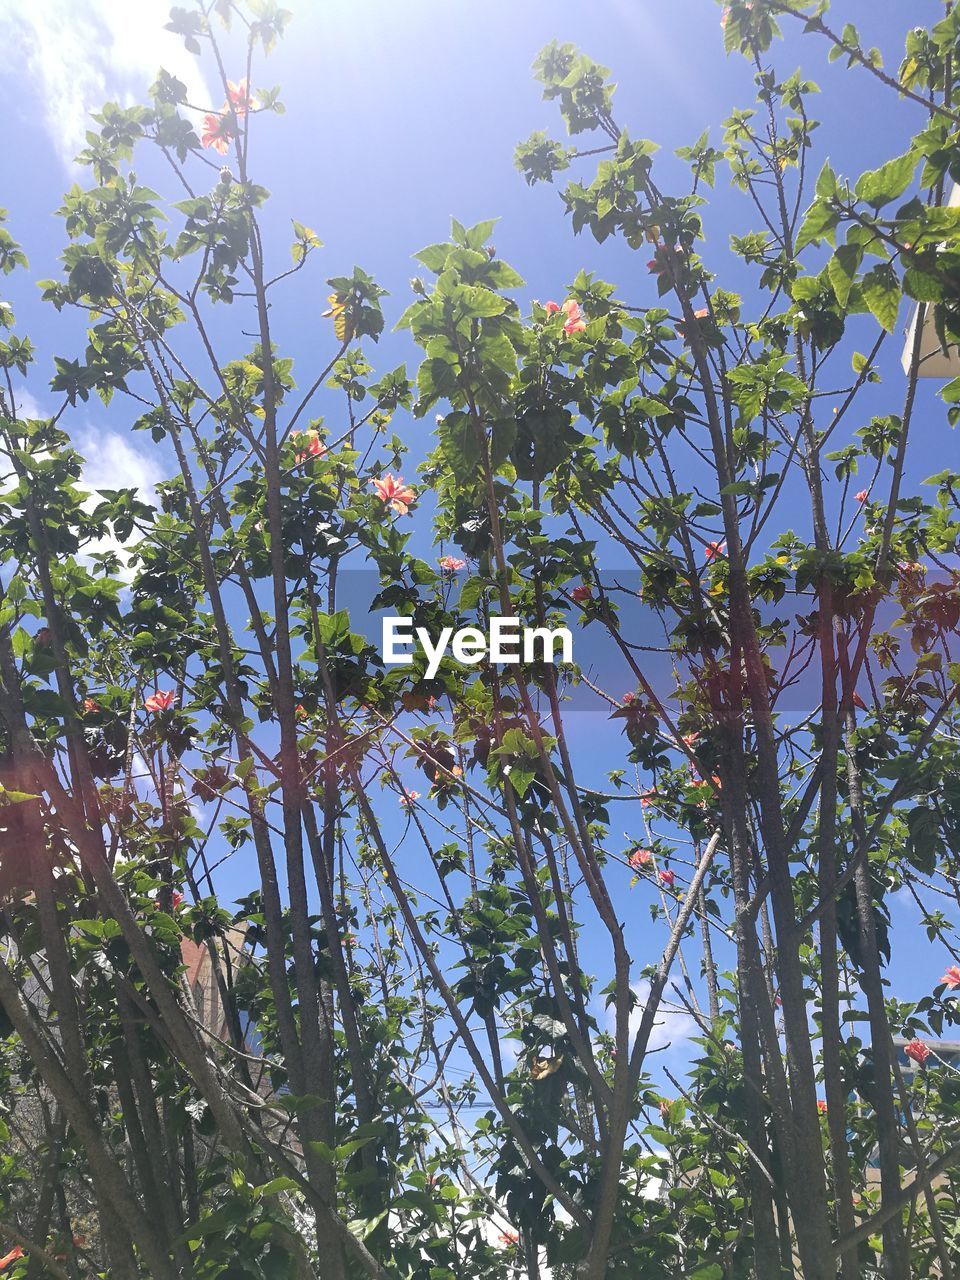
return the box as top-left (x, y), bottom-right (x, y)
top-left (2, 1), bottom-right (960, 1276)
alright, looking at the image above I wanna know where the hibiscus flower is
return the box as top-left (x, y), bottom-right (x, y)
top-left (561, 298), bottom-right (586, 334)
top-left (855, 489), bottom-right (868, 503)
top-left (144, 690), bottom-right (176, 713)
top-left (439, 555), bottom-right (466, 572)
top-left (544, 300), bottom-right (561, 316)
top-left (0, 1247), bottom-right (24, 1272)
top-left (571, 583), bottom-right (592, 604)
top-left (659, 869), bottom-right (676, 888)
top-left (904, 1038), bottom-right (931, 1066)
top-left (290, 429), bottom-right (326, 464)
top-left (704, 541), bottom-right (726, 562)
top-left (629, 848), bottom-right (652, 871)
top-left (817, 1099), bottom-right (828, 1114)
top-left (372, 474), bottom-right (416, 515)
top-left (226, 78), bottom-right (253, 115)
top-left (942, 965), bottom-right (960, 990)
top-left (200, 112), bottom-right (233, 155)
top-left (83, 698), bottom-right (101, 714)
top-left (399, 790), bottom-right (420, 808)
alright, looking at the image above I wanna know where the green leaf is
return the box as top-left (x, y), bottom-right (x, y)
top-left (827, 243), bottom-right (863, 308)
top-left (795, 199), bottom-right (839, 251)
top-left (861, 264), bottom-right (901, 333)
top-left (254, 1177), bottom-right (299, 1199)
top-left (855, 151), bottom-right (918, 207)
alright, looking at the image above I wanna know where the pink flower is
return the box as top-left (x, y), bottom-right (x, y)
top-left (544, 300), bottom-right (561, 316)
top-left (497, 1231), bottom-right (519, 1247)
top-left (904, 1038), bottom-right (931, 1066)
top-left (291, 429), bottom-right (326, 464)
top-left (561, 298), bottom-right (587, 335)
top-left (400, 790), bottom-right (420, 808)
top-left (372, 474), bottom-right (416, 515)
top-left (659, 869), bottom-right (676, 888)
top-left (571, 584), bottom-right (592, 604)
top-left (855, 489), bottom-right (868, 504)
top-left (817, 1099), bottom-right (828, 1114)
top-left (439, 555), bottom-right (466, 573)
top-left (941, 966), bottom-right (960, 990)
top-left (226, 78), bottom-right (253, 115)
top-left (83, 698), bottom-right (101, 714)
top-left (144, 690), bottom-right (176, 714)
top-left (629, 848), bottom-right (652, 871)
top-left (704, 541), bottom-right (726, 562)
top-left (640, 790), bottom-right (656, 808)
top-left (658, 1098), bottom-right (672, 1117)
top-left (693, 307), bottom-right (709, 320)
top-left (201, 112), bottom-right (233, 154)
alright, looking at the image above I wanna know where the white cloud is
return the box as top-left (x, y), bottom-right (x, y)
top-left (75, 426), bottom-right (164, 573)
top-left (13, 388), bottom-right (45, 420)
top-left (77, 427), bottom-right (163, 504)
top-left (0, 0), bottom-right (210, 169)
top-left (608, 981), bottom-right (697, 1056)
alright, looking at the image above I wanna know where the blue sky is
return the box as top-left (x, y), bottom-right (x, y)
top-left (0, 0), bottom-right (955, 1070)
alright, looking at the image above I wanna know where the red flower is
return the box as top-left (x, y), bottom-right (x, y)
top-left (629, 848), bottom-right (652, 871)
top-left (372, 474), bottom-right (416, 515)
top-left (855, 489), bottom-right (868, 503)
top-left (561, 298), bottom-right (587, 335)
top-left (171, 890), bottom-right (184, 909)
top-left (439, 555), bottom-right (466, 572)
top-left (904, 1038), bottom-right (931, 1066)
top-left (851, 691), bottom-right (867, 711)
top-left (226, 78), bottom-right (253, 115)
top-left (0, 1247), bottom-right (24, 1272)
top-left (659, 869), bottom-right (676, 888)
top-left (942, 966), bottom-right (960, 990)
top-left (544, 300), bottom-right (561, 316)
top-left (704, 541), bottom-right (726, 562)
top-left (83, 698), bottom-right (100, 714)
top-left (291, 429), bottom-right (326, 464)
top-left (144, 690), bottom-right (176, 713)
top-left (817, 1099), bottom-right (828, 1114)
top-left (571, 583), bottom-right (592, 604)
top-left (497, 1230), bottom-right (519, 1247)
top-left (296, 704), bottom-right (307, 720)
top-left (201, 112), bottom-right (233, 154)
